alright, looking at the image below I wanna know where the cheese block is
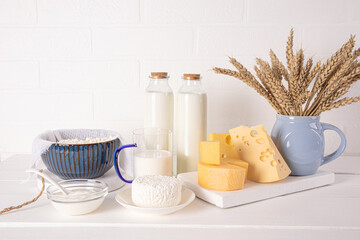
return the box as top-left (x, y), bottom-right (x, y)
top-left (200, 141), bottom-right (220, 165)
top-left (198, 159), bottom-right (248, 191)
top-left (208, 133), bottom-right (238, 159)
top-left (208, 133), bottom-right (249, 183)
top-left (229, 125), bottom-right (291, 183)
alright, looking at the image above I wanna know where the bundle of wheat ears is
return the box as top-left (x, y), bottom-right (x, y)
top-left (213, 29), bottom-right (360, 116)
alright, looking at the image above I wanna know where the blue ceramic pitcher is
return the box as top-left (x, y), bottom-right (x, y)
top-left (271, 114), bottom-right (346, 176)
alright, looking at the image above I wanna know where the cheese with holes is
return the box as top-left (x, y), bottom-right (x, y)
top-left (200, 141), bottom-right (220, 165)
top-left (208, 133), bottom-right (239, 159)
top-left (198, 159), bottom-right (248, 191)
top-left (229, 125), bottom-right (291, 183)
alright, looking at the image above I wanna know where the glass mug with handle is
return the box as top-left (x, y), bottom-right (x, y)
top-left (113, 128), bottom-right (173, 183)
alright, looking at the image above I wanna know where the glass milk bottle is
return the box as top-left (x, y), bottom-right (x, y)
top-left (177, 74), bottom-right (207, 173)
top-left (144, 72), bottom-right (174, 132)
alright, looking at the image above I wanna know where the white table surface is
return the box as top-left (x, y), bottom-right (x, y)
top-left (1, 154), bottom-right (360, 240)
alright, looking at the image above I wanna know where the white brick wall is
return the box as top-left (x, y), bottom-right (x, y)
top-left (0, 0), bottom-right (359, 158)
top-left (0, 61), bottom-right (39, 89)
top-left (247, 0), bottom-right (350, 24)
top-left (40, 60), bottom-right (139, 89)
top-left (92, 27), bottom-right (193, 56)
top-left (37, 0), bottom-right (139, 26)
top-left (0, 91), bottom-right (93, 121)
top-left (0, 0), bottom-right (36, 25)
top-left (0, 29), bottom-right (91, 58)
top-left (140, 0), bottom-right (245, 24)
top-left (302, 26), bottom-right (360, 55)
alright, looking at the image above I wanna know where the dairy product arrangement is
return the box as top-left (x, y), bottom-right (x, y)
top-left (126, 72), bottom-right (294, 208)
top-left (13, 72), bottom-right (316, 217)
top-left (144, 72), bottom-right (207, 175)
top-left (197, 124), bottom-right (291, 192)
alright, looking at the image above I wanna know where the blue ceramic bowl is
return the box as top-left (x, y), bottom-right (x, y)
top-left (41, 138), bottom-right (120, 179)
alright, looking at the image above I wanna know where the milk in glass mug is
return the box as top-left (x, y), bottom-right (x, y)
top-left (113, 128), bottom-right (173, 183)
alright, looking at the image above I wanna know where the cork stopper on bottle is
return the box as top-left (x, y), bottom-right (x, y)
top-left (183, 74), bottom-right (201, 80)
top-left (151, 72), bottom-right (168, 79)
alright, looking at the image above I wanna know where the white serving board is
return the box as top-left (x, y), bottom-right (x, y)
top-left (177, 170), bottom-right (335, 208)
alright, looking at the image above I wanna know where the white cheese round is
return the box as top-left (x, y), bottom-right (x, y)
top-left (132, 175), bottom-right (182, 208)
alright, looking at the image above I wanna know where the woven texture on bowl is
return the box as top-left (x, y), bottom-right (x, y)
top-left (42, 138), bottom-right (120, 179)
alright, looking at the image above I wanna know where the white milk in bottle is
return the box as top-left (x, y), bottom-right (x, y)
top-left (144, 72), bottom-right (174, 132)
top-left (177, 74), bottom-right (207, 173)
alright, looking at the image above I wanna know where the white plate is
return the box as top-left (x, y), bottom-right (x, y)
top-left (115, 187), bottom-right (195, 215)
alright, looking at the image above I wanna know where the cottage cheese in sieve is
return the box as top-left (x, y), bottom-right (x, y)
top-left (132, 175), bottom-right (182, 208)
top-left (58, 136), bottom-right (116, 144)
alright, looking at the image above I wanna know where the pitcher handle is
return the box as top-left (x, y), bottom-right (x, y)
top-left (321, 123), bottom-right (346, 166)
top-left (113, 143), bottom-right (137, 183)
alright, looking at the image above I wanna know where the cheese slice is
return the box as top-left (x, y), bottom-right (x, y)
top-left (198, 159), bottom-right (248, 191)
top-left (208, 133), bottom-right (239, 159)
top-left (229, 125), bottom-right (291, 183)
top-left (200, 141), bottom-right (220, 165)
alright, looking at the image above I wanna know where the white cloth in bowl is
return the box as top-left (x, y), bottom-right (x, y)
top-left (31, 129), bottom-right (132, 175)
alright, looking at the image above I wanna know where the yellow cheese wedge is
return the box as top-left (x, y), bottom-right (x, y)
top-left (208, 133), bottom-right (238, 159)
top-left (229, 125), bottom-right (291, 183)
top-left (200, 141), bottom-right (220, 165)
top-left (198, 159), bottom-right (248, 191)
